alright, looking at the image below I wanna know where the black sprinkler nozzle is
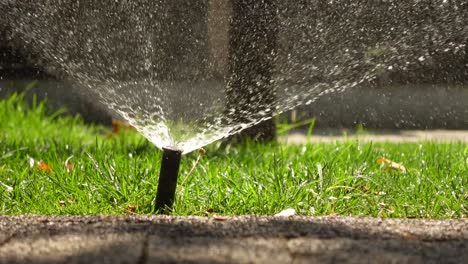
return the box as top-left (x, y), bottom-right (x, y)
top-left (155, 147), bottom-right (182, 214)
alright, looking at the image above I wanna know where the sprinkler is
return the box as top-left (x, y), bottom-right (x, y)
top-left (155, 147), bottom-right (182, 214)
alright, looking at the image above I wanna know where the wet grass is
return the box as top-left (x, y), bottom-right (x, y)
top-left (0, 92), bottom-right (467, 218)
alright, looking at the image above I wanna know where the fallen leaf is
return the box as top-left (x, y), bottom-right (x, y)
top-left (213, 215), bottom-right (229, 222)
top-left (126, 204), bottom-right (138, 214)
top-left (198, 148), bottom-right (206, 156)
top-left (376, 157), bottom-right (407, 173)
top-left (274, 208), bottom-right (296, 217)
top-left (360, 185), bottom-right (370, 192)
top-left (204, 208), bottom-right (216, 216)
top-left (64, 156), bottom-right (74, 173)
top-left (113, 119), bottom-right (135, 133)
top-left (105, 119), bottom-right (136, 138)
top-left (65, 162), bottom-right (74, 173)
top-left (36, 161), bottom-right (53, 174)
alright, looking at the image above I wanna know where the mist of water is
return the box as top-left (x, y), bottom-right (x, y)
top-left (2, 1), bottom-right (466, 154)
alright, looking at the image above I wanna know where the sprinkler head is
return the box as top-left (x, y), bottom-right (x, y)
top-left (155, 147), bottom-right (182, 214)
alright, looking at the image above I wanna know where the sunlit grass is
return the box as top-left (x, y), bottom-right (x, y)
top-left (0, 92), bottom-right (466, 218)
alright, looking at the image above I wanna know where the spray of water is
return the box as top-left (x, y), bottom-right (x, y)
top-left (3, 1), bottom-right (466, 154)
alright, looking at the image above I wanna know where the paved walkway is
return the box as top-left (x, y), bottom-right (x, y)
top-left (283, 129), bottom-right (468, 144)
top-left (0, 215), bottom-right (466, 263)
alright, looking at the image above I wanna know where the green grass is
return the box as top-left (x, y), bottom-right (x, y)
top-left (0, 92), bottom-right (467, 218)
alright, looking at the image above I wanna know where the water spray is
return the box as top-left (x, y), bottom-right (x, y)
top-left (155, 147), bottom-right (182, 214)
top-left (8, 2), bottom-right (463, 215)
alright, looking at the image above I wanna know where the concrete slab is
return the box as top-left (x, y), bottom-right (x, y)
top-left (0, 233), bottom-right (144, 264)
top-left (283, 129), bottom-right (468, 144)
top-left (0, 216), bottom-right (466, 264)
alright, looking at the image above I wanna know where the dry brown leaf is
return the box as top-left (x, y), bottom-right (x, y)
top-left (106, 119), bottom-right (136, 138)
top-left (112, 119), bottom-right (135, 133)
top-left (360, 185), bottom-right (370, 192)
top-left (376, 157), bottom-right (407, 173)
top-left (203, 208), bottom-right (216, 216)
top-left (198, 148), bottom-right (206, 156)
top-left (36, 161), bottom-right (53, 174)
top-left (126, 204), bottom-right (138, 214)
top-left (65, 162), bottom-right (74, 173)
top-left (212, 215), bottom-right (229, 222)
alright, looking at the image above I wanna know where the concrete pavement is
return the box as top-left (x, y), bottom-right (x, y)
top-left (283, 129), bottom-right (468, 144)
top-left (0, 215), bottom-right (466, 263)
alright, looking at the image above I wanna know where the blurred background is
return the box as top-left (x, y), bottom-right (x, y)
top-left (1, 0), bottom-right (467, 138)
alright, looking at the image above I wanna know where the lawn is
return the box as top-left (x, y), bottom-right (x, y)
top-left (0, 92), bottom-right (466, 218)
